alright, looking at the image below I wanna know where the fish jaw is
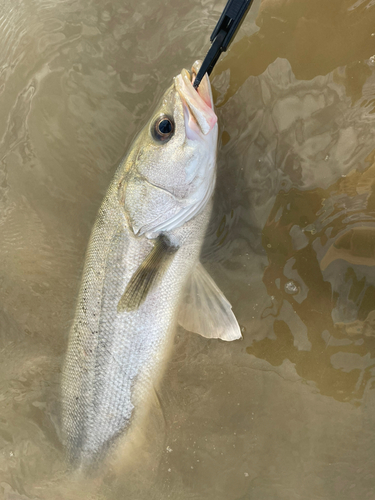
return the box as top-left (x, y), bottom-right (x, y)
top-left (174, 61), bottom-right (217, 137)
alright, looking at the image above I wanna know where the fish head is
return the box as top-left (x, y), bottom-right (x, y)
top-left (123, 61), bottom-right (218, 237)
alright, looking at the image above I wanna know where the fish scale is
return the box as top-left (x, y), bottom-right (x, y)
top-left (61, 61), bottom-right (240, 470)
top-left (62, 168), bottom-right (211, 467)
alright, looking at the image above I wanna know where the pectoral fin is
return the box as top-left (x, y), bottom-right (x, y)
top-left (178, 263), bottom-right (242, 341)
top-left (118, 234), bottom-right (179, 312)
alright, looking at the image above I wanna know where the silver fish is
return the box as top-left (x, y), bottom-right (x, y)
top-left (61, 60), bottom-right (241, 469)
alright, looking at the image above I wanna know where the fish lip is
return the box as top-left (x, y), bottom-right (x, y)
top-left (190, 60), bottom-right (214, 109)
top-left (174, 60), bottom-right (217, 135)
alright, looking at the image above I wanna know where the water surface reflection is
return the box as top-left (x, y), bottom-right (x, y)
top-left (1, 0), bottom-right (375, 498)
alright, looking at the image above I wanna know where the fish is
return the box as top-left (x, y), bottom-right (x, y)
top-left (61, 60), bottom-right (241, 470)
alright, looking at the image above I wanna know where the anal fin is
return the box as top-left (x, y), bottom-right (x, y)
top-left (178, 263), bottom-right (242, 341)
top-left (118, 234), bottom-right (179, 312)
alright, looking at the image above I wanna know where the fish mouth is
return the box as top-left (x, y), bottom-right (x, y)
top-left (174, 60), bottom-right (217, 136)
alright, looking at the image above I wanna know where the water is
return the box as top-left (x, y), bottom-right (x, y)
top-left (1, 0), bottom-right (375, 498)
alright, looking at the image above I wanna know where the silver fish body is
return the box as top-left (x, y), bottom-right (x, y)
top-left (61, 62), bottom-right (240, 468)
top-left (62, 170), bottom-right (210, 467)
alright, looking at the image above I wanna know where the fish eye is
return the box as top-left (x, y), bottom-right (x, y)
top-left (152, 115), bottom-right (174, 143)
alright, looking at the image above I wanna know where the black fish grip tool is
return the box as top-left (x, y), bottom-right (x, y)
top-left (193, 0), bottom-right (254, 89)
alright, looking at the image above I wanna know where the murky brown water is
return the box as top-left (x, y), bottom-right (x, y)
top-left (1, 0), bottom-right (375, 498)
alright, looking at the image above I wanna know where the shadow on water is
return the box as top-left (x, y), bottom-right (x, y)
top-left (254, 160), bottom-right (375, 404)
top-left (2, 0), bottom-right (375, 498)
top-left (213, 0), bottom-right (375, 105)
top-left (207, 0), bottom-right (375, 409)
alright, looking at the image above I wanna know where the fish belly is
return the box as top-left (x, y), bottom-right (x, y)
top-left (61, 180), bottom-right (209, 467)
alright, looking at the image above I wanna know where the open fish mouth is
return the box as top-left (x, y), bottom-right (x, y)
top-left (174, 60), bottom-right (217, 136)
